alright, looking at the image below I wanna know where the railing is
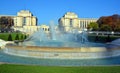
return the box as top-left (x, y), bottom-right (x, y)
top-left (88, 31), bottom-right (120, 35)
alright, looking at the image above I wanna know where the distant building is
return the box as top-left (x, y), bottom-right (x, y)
top-left (40, 24), bottom-right (49, 33)
top-left (58, 12), bottom-right (98, 32)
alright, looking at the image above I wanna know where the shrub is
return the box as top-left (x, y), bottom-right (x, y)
top-left (7, 34), bottom-right (12, 41)
top-left (20, 34), bottom-right (23, 40)
top-left (24, 35), bottom-right (27, 39)
top-left (15, 34), bottom-right (19, 40)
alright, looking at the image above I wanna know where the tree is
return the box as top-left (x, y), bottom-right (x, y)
top-left (15, 34), bottom-right (19, 40)
top-left (99, 24), bottom-right (112, 31)
top-left (24, 35), bottom-right (27, 39)
top-left (7, 34), bottom-right (12, 41)
top-left (20, 34), bottom-right (23, 40)
top-left (114, 25), bottom-right (120, 32)
top-left (0, 16), bottom-right (14, 32)
top-left (97, 14), bottom-right (120, 31)
top-left (87, 22), bottom-right (99, 31)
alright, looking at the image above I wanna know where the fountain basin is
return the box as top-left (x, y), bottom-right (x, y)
top-left (4, 45), bottom-right (120, 59)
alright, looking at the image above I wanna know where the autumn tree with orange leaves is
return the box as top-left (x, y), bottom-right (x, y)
top-left (97, 14), bottom-right (120, 31)
top-left (0, 16), bottom-right (14, 32)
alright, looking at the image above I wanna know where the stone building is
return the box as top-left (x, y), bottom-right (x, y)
top-left (58, 12), bottom-right (98, 32)
top-left (13, 10), bottom-right (38, 33)
top-left (40, 25), bottom-right (49, 33)
top-left (0, 10), bottom-right (50, 34)
top-left (0, 11), bottom-right (98, 34)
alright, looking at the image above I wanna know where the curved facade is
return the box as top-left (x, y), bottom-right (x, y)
top-left (14, 10), bottom-right (37, 27)
top-left (58, 12), bottom-right (98, 32)
top-left (13, 10), bottom-right (38, 34)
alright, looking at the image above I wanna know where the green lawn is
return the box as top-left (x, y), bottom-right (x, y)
top-left (0, 33), bottom-right (120, 42)
top-left (0, 33), bottom-right (27, 41)
top-left (0, 64), bottom-right (120, 73)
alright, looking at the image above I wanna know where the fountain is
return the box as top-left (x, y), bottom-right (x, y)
top-left (0, 21), bottom-right (119, 66)
top-left (3, 21), bottom-right (120, 60)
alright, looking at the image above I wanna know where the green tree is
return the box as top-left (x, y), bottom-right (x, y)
top-left (114, 25), bottom-right (120, 32)
top-left (87, 22), bottom-right (99, 31)
top-left (24, 35), bottom-right (27, 39)
top-left (7, 34), bottom-right (12, 41)
top-left (99, 24), bottom-right (112, 31)
top-left (20, 34), bottom-right (23, 40)
top-left (15, 34), bottom-right (19, 40)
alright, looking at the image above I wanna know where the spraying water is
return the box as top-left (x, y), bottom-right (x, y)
top-left (23, 21), bottom-right (104, 48)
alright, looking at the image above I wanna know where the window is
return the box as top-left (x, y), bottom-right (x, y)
top-left (23, 17), bottom-right (26, 26)
top-left (70, 19), bottom-right (73, 27)
top-left (48, 28), bottom-right (49, 31)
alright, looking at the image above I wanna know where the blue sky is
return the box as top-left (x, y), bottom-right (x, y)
top-left (0, 0), bottom-right (120, 25)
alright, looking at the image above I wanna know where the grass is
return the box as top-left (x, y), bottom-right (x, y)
top-left (0, 64), bottom-right (120, 73)
top-left (0, 32), bottom-right (119, 42)
top-left (0, 33), bottom-right (26, 41)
